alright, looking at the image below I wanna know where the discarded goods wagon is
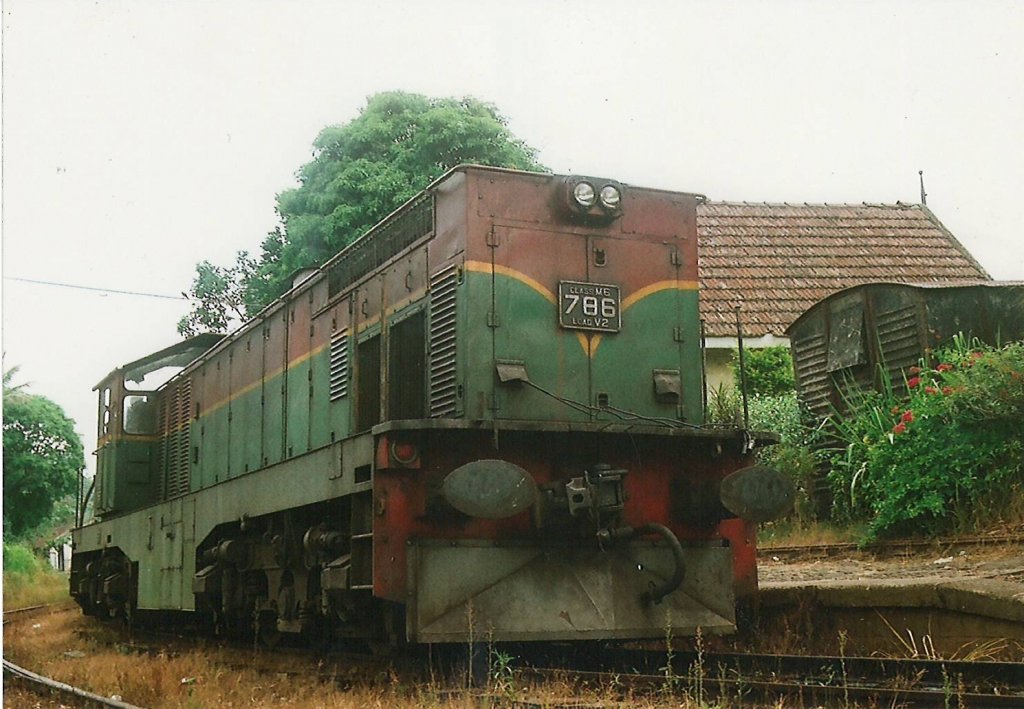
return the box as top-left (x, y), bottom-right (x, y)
top-left (786, 281), bottom-right (1024, 421)
top-left (70, 165), bottom-right (793, 647)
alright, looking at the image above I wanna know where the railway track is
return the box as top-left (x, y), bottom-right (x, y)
top-left (2, 601), bottom-right (74, 625)
top-left (761, 532), bottom-right (1024, 561)
top-left (514, 647), bottom-right (1024, 708)
top-left (8, 608), bottom-right (1023, 708)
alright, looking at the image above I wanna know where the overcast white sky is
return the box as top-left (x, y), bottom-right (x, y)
top-left (3, 1), bottom-right (1023, 476)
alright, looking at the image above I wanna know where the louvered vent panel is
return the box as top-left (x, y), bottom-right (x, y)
top-left (877, 305), bottom-right (920, 393)
top-left (429, 265), bottom-right (459, 417)
top-left (793, 333), bottom-right (831, 419)
top-left (330, 329), bottom-right (350, 401)
top-left (157, 396), bottom-right (170, 499)
top-left (161, 379), bottom-right (192, 499)
top-left (177, 379), bottom-right (192, 496)
top-left (328, 194), bottom-right (434, 298)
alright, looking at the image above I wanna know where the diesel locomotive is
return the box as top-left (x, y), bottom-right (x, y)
top-left (70, 166), bottom-right (792, 645)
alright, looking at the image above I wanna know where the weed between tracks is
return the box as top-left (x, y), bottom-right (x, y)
top-left (1, 610), bottom-right (719, 709)
top-left (0, 613), bottom-right (826, 709)
top-left (6, 607), bottom-right (1017, 708)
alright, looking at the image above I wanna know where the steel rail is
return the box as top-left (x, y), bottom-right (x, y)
top-left (525, 666), bottom-right (1024, 708)
top-left (595, 648), bottom-right (1024, 691)
top-left (2, 600), bottom-right (75, 625)
top-left (761, 532), bottom-right (1024, 559)
top-left (3, 658), bottom-right (146, 709)
top-left (514, 647), bottom-right (1024, 706)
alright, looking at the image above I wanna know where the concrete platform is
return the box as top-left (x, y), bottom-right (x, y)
top-left (754, 551), bottom-right (1024, 658)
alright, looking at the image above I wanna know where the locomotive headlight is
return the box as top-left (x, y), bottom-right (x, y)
top-left (562, 175), bottom-right (624, 223)
top-left (442, 459), bottom-right (538, 519)
top-left (572, 181), bottom-right (597, 209)
top-left (599, 184), bottom-right (622, 211)
top-left (719, 465), bottom-right (795, 523)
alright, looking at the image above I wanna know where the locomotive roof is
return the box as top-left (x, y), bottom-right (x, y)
top-left (95, 332), bottom-right (224, 389)
top-left (170, 165), bottom-right (707, 373)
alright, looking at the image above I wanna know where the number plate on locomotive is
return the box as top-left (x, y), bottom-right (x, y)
top-left (558, 281), bottom-right (621, 333)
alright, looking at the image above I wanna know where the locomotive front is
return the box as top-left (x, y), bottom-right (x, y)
top-left (369, 168), bottom-right (790, 642)
top-left (70, 167), bottom-right (791, 646)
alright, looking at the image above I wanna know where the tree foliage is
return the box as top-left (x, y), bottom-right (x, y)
top-left (177, 252), bottom-right (258, 337)
top-left (3, 369), bottom-right (84, 540)
top-left (179, 91), bottom-right (545, 335)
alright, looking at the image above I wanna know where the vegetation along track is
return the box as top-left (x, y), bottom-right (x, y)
top-left (3, 658), bottom-right (145, 709)
top-left (513, 646), bottom-right (1024, 707)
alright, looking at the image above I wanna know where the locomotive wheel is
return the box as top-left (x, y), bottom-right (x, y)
top-left (254, 610), bottom-right (281, 648)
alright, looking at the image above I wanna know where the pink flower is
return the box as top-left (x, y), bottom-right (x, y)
top-left (892, 422), bottom-right (907, 435)
top-left (942, 386), bottom-right (953, 395)
top-left (901, 410), bottom-right (915, 423)
top-left (936, 363), bottom-right (953, 373)
top-left (908, 376), bottom-right (921, 388)
top-left (924, 386), bottom-right (938, 395)
top-left (909, 366), bottom-right (922, 375)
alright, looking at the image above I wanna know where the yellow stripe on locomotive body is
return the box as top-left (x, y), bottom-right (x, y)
top-left (72, 166), bottom-right (784, 646)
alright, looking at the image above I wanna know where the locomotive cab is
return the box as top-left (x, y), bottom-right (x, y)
top-left (93, 334), bottom-right (222, 518)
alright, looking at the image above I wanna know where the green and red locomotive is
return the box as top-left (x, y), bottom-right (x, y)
top-left (71, 166), bottom-right (791, 644)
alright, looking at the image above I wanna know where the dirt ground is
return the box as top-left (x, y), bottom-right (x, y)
top-left (758, 542), bottom-right (1024, 586)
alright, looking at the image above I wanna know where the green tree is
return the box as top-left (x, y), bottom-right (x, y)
top-left (179, 91), bottom-right (545, 334)
top-left (3, 369), bottom-right (84, 540)
top-left (177, 252), bottom-right (258, 337)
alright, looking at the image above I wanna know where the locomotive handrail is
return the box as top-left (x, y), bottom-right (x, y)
top-left (374, 417), bottom-right (780, 442)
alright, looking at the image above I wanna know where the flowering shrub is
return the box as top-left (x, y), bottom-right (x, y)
top-left (828, 338), bottom-right (1024, 541)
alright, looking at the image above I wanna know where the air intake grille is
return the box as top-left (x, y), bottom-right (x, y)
top-left (329, 329), bottom-right (350, 401)
top-left (160, 378), bottom-right (192, 499)
top-left (328, 194), bottom-right (434, 298)
top-left (429, 264), bottom-right (460, 417)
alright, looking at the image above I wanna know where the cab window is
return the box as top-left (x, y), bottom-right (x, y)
top-left (123, 394), bottom-right (156, 435)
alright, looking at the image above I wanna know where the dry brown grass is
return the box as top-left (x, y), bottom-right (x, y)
top-left (4, 610), bottom-right (732, 708)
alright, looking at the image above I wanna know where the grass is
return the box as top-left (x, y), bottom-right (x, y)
top-left (3, 542), bottom-right (70, 608)
top-left (3, 608), bottom-right (793, 709)
top-left (758, 519), bottom-right (862, 548)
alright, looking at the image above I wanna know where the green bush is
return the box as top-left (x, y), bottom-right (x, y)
top-left (731, 346), bottom-right (795, 397)
top-left (827, 338), bottom-right (1024, 542)
top-left (3, 541), bottom-right (44, 576)
top-left (4, 541), bottom-right (68, 607)
top-left (749, 393), bottom-right (824, 525)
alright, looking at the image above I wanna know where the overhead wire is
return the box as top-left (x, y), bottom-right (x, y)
top-left (4, 276), bottom-right (186, 300)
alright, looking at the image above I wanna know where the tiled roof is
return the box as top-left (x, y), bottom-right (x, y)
top-left (697, 202), bottom-right (991, 338)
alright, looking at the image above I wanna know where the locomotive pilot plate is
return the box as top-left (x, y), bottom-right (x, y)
top-left (558, 281), bottom-right (621, 333)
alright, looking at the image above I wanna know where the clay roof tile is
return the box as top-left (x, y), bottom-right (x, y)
top-left (697, 202), bottom-right (990, 338)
